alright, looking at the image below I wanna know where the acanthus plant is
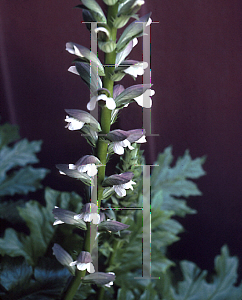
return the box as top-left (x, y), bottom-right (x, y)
top-left (52, 0), bottom-right (153, 299)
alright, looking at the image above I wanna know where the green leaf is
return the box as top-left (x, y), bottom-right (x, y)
top-left (161, 195), bottom-right (197, 217)
top-left (81, 0), bottom-right (107, 23)
top-left (116, 13), bottom-right (151, 52)
top-left (73, 285), bottom-right (96, 300)
top-left (140, 283), bottom-right (160, 300)
top-left (168, 245), bottom-right (242, 300)
top-left (0, 139), bottom-right (42, 175)
top-left (0, 166), bottom-right (48, 196)
top-left (0, 256), bottom-right (32, 292)
top-left (152, 147), bottom-right (206, 194)
top-left (0, 256), bottom-right (70, 300)
top-left (151, 147), bottom-right (205, 216)
top-left (0, 200), bottom-right (25, 223)
top-left (117, 287), bottom-right (135, 300)
top-left (0, 228), bottom-right (33, 263)
top-left (0, 188), bottom-right (83, 265)
top-left (0, 122), bottom-right (19, 149)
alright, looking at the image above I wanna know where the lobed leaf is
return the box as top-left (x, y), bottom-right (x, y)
top-left (166, 246), bottom-right (242, 300)
top-left (0, 166), bottom-right (48, 197)
top-left (0, 187), bottom-right (83, 265)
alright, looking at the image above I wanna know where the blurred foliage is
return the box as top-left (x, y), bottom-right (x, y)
top-left (0, 121), bottom-right (241, 299)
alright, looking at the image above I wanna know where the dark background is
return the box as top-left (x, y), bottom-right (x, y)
top-left (1, 0), bottom-right (242, 279)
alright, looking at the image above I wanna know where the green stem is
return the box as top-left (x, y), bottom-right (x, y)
top-left (96, 2), bottom-right (119, 209)
top-left (96, 4), bottom-right (119, 300)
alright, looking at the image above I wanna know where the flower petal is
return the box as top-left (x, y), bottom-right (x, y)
top-left (65, 116), bottom-right (84, 130)
top-left (91, 213), bottom-right (101, 225)
top-left (135, 135), bottom-right (147, 143)
top-left (133, 89), bottom-right (154, 108)
top-left (122, 180), bottom-right (136, 190)
top-left (87, 96), bottom-right (98, 111)
top-left (87, 263), bottom-right (95, 273)
top-left (124, 62), bottom-right (148, 78)
top-left (87, 164), bottom-right (98, 176)
top-left (77, 263), bottom-right (87, 271)
top-left (114, 185), bottom-right (126, 197)
top-left (68, 66), bottom-right (79, 75)
top-left (53, 219), bottom-right (65, 226)
top-left (113, 142), bottom-right (125, 155)
top-left (68, 164), bottom-right (76, 170)
top-left (105, 97), bottom-right (116, 110)
top-left (146, 17), bottom-right (152, 26)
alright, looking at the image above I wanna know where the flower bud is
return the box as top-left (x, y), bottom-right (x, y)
top-left (98, 41), bottom-right (116, 53)
top-left (113, 15), bottom-right (131, 29)
top-left (110, 72), bottom-right (126, 82)
top-left (103, 172), bottom-right (134, 187)
top-left (75, 203), bottom-right (100, 224)
top-left (83, 272), bottom-right (116, 286)
top-left (65, 109), bottom-right (101, 132)
top-left (70, 251), bottom-right (95, 273)
top-left (107, 129), bottom-right (129, 142)
top-left (77, 251), bottom-right (92, 263)
top-left (98, 220), bottom-right (130, 232)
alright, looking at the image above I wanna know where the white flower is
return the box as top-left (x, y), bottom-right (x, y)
top-left (77, 163), bottom-right (98, 177)
top-left (135, 135), bottom-right (147, 143)
top-left (113, 139), bottom-right (134, 155)
top-left (74, 212), bottom-right (100, 225)
top-left (70, 261), bottom-right (95, 273)
top-left (105, 272), bottom-right (115, 287)
top-left (113, 180), bottom-right (136, 197)
top-left (65, 116), bottom-right (84, 130)
top-left (133, 89), bottom-right (155, 108)
top-left (69, 251), bottom-right (95, 273)
top-left (87, 94), bottom-right (116, 111)
top-left (74, 203), bottom-right (100, 225)
top-left (52, 206), bottom-right (87, 229)
top-left (59, 163), bottom-right (98, 177)
top-left (123, 61), bottom-right (148, 78)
